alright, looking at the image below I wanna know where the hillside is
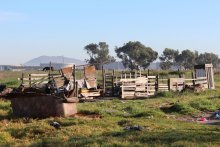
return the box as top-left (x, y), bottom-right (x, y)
top-left (24, 56), bottom-right (85, 66)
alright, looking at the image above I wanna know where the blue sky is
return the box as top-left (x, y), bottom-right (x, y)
top-left (0, 0), bottom-right (220, 65)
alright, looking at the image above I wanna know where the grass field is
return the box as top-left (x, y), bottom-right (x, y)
top-left (0, 70), bottom-right (220, 146)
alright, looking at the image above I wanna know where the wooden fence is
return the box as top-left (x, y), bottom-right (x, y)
top-left (119, 75), bottom-right (209, 99)
top-left (18, 73), bottom-right (62, 87)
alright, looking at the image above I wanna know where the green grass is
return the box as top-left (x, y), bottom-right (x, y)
top-left (0, 70), bottom-right (220, 146)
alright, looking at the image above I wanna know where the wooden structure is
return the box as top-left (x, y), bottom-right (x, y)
top-left (118, 64), bottom-right (215, 99)
top-left (14, 65), bottom-right (79, 118)
top-left (194, 64), bottom-right (215, 89)
top-left (19, 73), bottom-right (61, 87)
top-left (157, 76), bottom-right (169, 92)
top-left (120, 76), bottom-right (156, 99)
top-left (79, 65), bottom-right (101, 98)
top-left (18, 64), bottom-right (215, 100)
top-left (169, 78), bottom-right (185, 91)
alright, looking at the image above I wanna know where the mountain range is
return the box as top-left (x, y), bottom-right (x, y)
top-left (24, 56), bottom-right (85, 66)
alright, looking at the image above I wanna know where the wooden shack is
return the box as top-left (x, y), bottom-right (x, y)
top-left (194, 64), bottom-right (215, 89)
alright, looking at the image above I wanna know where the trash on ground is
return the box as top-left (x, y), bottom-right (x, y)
top-left (212, 110), bottom-right (220, 119)
top-left (124, 125), bottom-right (143, 131)
top-left (197, 117), bottom-right (208, 122)
top-left (50, 121), bottom-right (61, 129)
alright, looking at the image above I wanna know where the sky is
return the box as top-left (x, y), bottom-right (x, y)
top-left (0, 0), bottom-right (220, 65)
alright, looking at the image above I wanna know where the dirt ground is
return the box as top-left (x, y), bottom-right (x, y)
top-left (176, 112), bottom-right (220, 125)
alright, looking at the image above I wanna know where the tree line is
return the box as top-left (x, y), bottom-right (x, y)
top-left (84, 41), bottom-right (220, 70)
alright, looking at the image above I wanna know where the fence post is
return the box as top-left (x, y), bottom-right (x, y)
top-left (156, 74), bottom-right (159, 92)
top-left (75, 81), bottom-right (78, 98)
top-left (21, 72), bottom-right (24, 85)
top-left (192, 71), bottom-right (195, 87)
top-left (49, 62), bottom-right (51, 81)
top-left (168, 79), bottom-right (170, 91)
top-left (102, 66), bottom-right (106, 96)
top-left (112, 69), bottom-right (115, 96)
top-left (73, 64), bottom-right (76, 96)
top-left (29, 74), bottom-right (31, 87)
top-left (178, 69), bottom-right (182, 78)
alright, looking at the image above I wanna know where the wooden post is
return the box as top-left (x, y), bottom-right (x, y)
top-left (168, 79), bottom-right (170, 91)
top-left (49, 62), bottom-right (51, 81)
top-left (73, 65), bottom-right (76, 96)
top-left (121, 83), bottom-right (124, 99)
top-left (210, 66), bottom-right (215, 89)
top-left (194, 68), bottom-right (197, 79)
top-left (178, 69), bottom-right (182, 78)
top-left (29, 74), bottom-right (31, 87)
top-left (75, 81), bottom-right (78, 98)
top-left (148, 69), bottom-right (150, 76)
top-left (102, 66), bottom-right (106, 96)
top-left (192, 71), bottom-right (195, 87)
top-left (112, 70), bottom-right (115, 96)
top-left (116, 72), bottom-right (118, 83)
top-left (156, 75), bottom-right (159, 92)
top-left (21, 72), bottom-right (24, 85)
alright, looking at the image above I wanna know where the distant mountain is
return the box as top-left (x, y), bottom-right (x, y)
top-left (24, 56), bottom-right (85, 66)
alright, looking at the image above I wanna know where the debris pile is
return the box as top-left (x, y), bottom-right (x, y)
top-left (78, 65), bottom-right (101, 99)
top-left (5, 66), bottom-right (79, 118)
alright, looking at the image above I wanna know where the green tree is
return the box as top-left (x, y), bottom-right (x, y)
top-left (115, 41), bottom-right (158, 70)
top-left (175, 49), bottom-right (196, 70)
top-left (196, 52), bottom-right (219, 68)
top-left (159, 48), bottom-right (179, 70)
top-left (84, 42), bottom-right (115, 69)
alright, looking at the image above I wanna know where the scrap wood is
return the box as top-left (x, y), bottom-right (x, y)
top-left (84, 65), bottom-right (97, 89)
top-left (61, 66), bottom-right (73, 75)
